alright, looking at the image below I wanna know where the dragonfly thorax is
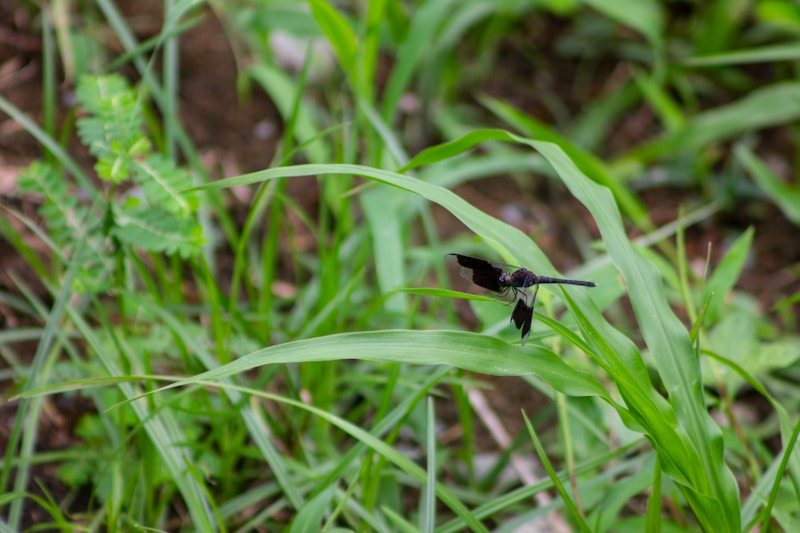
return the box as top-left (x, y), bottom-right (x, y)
top-left (509, 269), bottom-right (537, 288)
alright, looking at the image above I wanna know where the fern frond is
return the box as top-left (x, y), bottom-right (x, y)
top-left (76, 74), bottom-right (151, 183)
top-left (20, 73), bottom-right (206, 295)
top-left (76, 74), bottom-right (139, 127)
top-left (18, 161), bottom-right (114, 291)
top-left (133, 153), bottom-right (198, 216)
top-left (19, 161), bottom-right (88, 247)
top-left (68, 240), bottom-right (114, 294)
top-left (112, 205), bottom-right (205, 258)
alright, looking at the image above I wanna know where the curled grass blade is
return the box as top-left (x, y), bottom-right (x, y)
top-left (141, 330), bottom-right (607, 400)
top-left (536, 143), bottom-right (741, 530)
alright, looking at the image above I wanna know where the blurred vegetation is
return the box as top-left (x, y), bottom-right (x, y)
top-left (1, 0), bottom-right (799, 531)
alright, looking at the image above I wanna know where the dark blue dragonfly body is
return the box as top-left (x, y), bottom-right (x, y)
top-left (449, 254), bottom-right (596, 344)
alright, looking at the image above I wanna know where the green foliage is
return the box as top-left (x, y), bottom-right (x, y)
top-left (76, 74), bottom-right (152, 183)
top-left (17, 160), bottom-right (111, 292)
top-left (16, 74), bottom-right (204, 294)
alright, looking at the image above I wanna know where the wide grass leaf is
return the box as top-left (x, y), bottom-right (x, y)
top-left (158, 330), bottom-right (608, 399)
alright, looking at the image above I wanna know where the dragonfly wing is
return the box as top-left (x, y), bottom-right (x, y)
top-left (449, 254), bottom-right (504, 292)
top-left (510, 298), bottom-right (533, 345)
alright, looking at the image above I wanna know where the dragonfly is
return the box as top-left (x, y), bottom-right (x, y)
top-left (449, 253), bottom-right (596, 344)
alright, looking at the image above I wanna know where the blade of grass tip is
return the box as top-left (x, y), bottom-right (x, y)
top-left (701, 226), bottom-right (754, 325)
top-left (522, 411), bottom-right (591, 533)
top-left (685, 42), bottom-right (800, 66)
top-left (288, 485), bottom-right (336, 533)
top-left (675, 207), bottom-right (698, 326)
top-left (308, 0), bottom-right (357, 86)
top-left (422, 397), bottom-right (436, 533)
top-left (736, 143), bottom-right (800, 224)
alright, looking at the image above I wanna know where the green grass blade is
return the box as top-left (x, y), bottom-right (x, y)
top-left (523, 411), bottom-right (591, 533)
top-left (362, 187), bottom-right (408, 316)
top-left (5, 264), bottom-right (75, 528)
top-left (534, 142), bottom-right (741, 530)
top-left (308, 0), bottom-right (357, 84)
top-left (701, 227), bottom-right (754, 325)
top-left (736, 143), bottom-right (800, 225)
top-left (758, 418), bottom-right (800, 532)
top-left (188, 161), bottom-right (586, 276)
top-left (289, 485), bottom-right (336, 533)
top-left (645, 457), bottom-right (662, 533)
top-left (686, 42), bottom-right (800, 66)
top-left (422, 397), bottom-right (436, 533)
top-left (151, 330), bottom-right (607, 399)
top-left (380, 0), bottom-right (459, 121)
top-left (496, 97), bottom-right (652, 228)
